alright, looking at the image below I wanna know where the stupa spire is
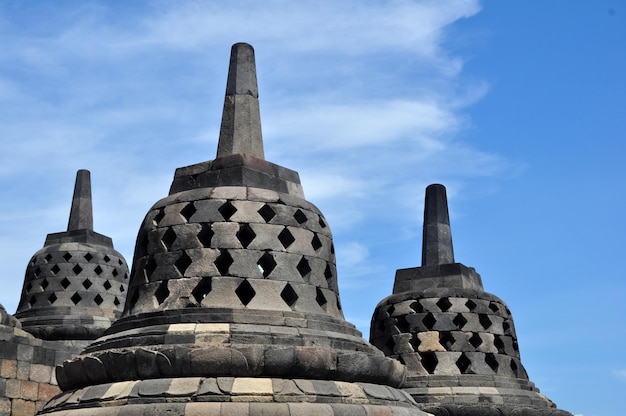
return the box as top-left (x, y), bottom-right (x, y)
top-left (216, 42), bottom-right (265, 159)
top-left (67, 169), bottom-right (93, 231)
top-left (421, 183), bottom-right (454, 266)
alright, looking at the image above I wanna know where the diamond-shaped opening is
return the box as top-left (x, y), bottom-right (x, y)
top-left (489, 302), bottom-right (500, 313)
top-left (235, 279), bottom-right (256, 306)
top-left (84, 253), bottom-right (93, 262)
top-left (494, 335), bottom-right (505, 353)
top-left (324, 263), bottom-right (333, 280)
top-left (41, 279), bottom-right (49, 290)
top-left (330, 243), bottom-right (335, 254)
top-left (197, 223), bottom-right (214, 247)
top-left (63, 252), bottom-right (72, 262)
top-left (485, 353), bottom-right (499, 372)
top-left (218, 201), bottom-right (237, 221)
top-left (155, 280), bottom-right (169, 305)
top-left (28, 296), bottom-right (37, 306)
top-left (422, 313), bottom-right (437, 330)
top-left (439, 332), bottom-right (456, 350)
top-left (280, 283), bottom-right (299, 307)
top-left (161, 227), bottom-right (177, 250)
top-left (293, 209), bottom-right (307, 224)
top-left (44, 254), bottom-right (53, 263)
top-left (103, 255), bottom-right (111, 263)
top-left (144, 257), bottom-right (157, 279)
top-left (70, 292), bottom-right (82, 305)
top-left (410, 301), bottom-right (424, 313)
top-left (387, 305), bottom-right (396, 316)
top-left (319, 217), bottom-right (327, 228)
top-left (153, 208), bottom-right (165, 226)
top-left (51, 265), bottom-right (61, 276)
top-left (103, 280), bottom-right (112, 290)
top-left (257, 252), bottom-right (276, 278)
top-left (82, 278), bottom-right (92, 289)
top-left (456, 352), bottom-right (472, 373)
top-left (510, 358), bottom-right (518, 376)
top-left (60, 277), bottom-right (71, 289)
top-left (421, 352), bottom-right (438, 374)
top-left (453, 313), bottom-right (468, 329)
top-left (513, 339), bottom-right (519, 352)
top-left (336, 297), bottom-right (342, 311)
top-left (465, 299), bottom-right (477, 311)
top-left (118, 259), bottom-right (123, 266)
top-left (112, 269), bottom-right (119, 277)
top-left (469, 333), bottom-right (483, 348)
top-left (479, 314), bottom-right (492, 330)
top-left (94, 265), bottom-right (103, 275)
top-left (257, 204), bottom-right (276, 223)
top-left (34, 267), bottom-right (41, 278)
top-left (26, 282), bottom-right (33, 292)
top-left (214, 249), bottom-right (234, 276)
top-left (311, 234), bottom-right (322, 251)
top-left (277, 228), bottom-right (295, 249)
top-left (114, 297), bottom-right (120, 306)
top-left (180, 202), bottom-right (196, 222)
top-left (409, 334), bottom-right (421, 352)
top-left (383, 337), bottom-right (396, 355)
top-left (73, 264), bottom-right (83, 275)
top-left (48, 293), bottom-right (57, 305)
top-left (174, 251), bottom-right (192, 276)
top-left (236, 223), bottom-right (256, 248)
top-left (316, 287), bottom-right (327, 307)
top-left (395, 315), bottom-right (409, 332)
top-left (296, 257), bottom-right (311, 277)
top-left (437, 297), bottom-right (453, 312)
top-left (94, 294), bottom-right (104, 306)
top-left (192, 277), bottom-right (212, 304)
top-left (503, 320), bottom-right (511, 334)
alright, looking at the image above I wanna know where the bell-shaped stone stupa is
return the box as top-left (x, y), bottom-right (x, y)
top-left (41, 43), bottom-right (431, 416)
top-left (15, 170), bottom-right (129, 341)
top-left (370, 184), bottom-right (571, 416)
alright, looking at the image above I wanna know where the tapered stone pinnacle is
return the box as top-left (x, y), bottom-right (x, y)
top-left (216, 42), bottom-right (265, 159)
top-left (67, 169), bottom-right (93, 231)
top-left (421, 184), bottom-right (454, 266)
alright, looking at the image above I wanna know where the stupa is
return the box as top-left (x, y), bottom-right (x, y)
top-left (14, 170), bottom-right (129, 341)
top-left (370, 184), bottom-right (571, 415)
top-left (40, 43), bottom-right (431, 415)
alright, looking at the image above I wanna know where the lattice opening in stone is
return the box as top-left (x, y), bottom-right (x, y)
top-left (26, 282), bottom-right (32, 293)
top-left (94, 294), bottom-right (103, 306)
top-left (437, 297), bottom-right (453, 312)
top-left (61, 277), bottom-right (71, 289)
top-left (280, 283), bottom-right (299, 307)
top-left (453, 313), bottom-right (468, 329)
top-left (73, 264), bottom-right (83, 275)
top-left (215, 250), bottom-right (234, 276)
top-left (120, 284), bottom-right (125, 292)
top-left (175, 251), bottom-right (193, 276)
top-left (503, 320), bottom-right (511, 334)
top-left (330, 243), bottom-right (335, 254)
top-left (155, 281), bottom-right (170, 305)
top-left (84, 253), bottom-right (93, 262)
top-left (410, 301), bottom-right (424, 313)
top-left (485, 353), bottom-right (499, 372)
top-left (311, 234), bottom-right (322, 251)
top-left (319, 217), bottom-right (327, 228)
top-left (192, 278), bottom-right (212, 304)
top-left (469, 333), bottom-right (483, 348)
top-left (103, 280), bottom-right (111, 290)
top-left (383, 337), bottom-right (396, 355)
top-left (257, 252), bottom-right (276, 278)
top-left (421, 352), bottom-right (438, 374)
top-left (235, 279), bottom-right (256, 306)
top-left (387, 305), bottom-right (396, 317)
top-left (278, 228), bottom-right (295, 249)
top-left (494, 335), bottom-right (505, 353)
top-left (293, 209), bottom-right (307, 224)
top-left (63, 252), bottom-right (72, 262)
top-left (324, 264), bottom-right (333, 280)
top-left (510, 358), bottom-right (518, 376)
top-left (489, 302), bottom-right (500, 313)
top-left (48, 293), bottom-right (57, 305)
top-left (218, 201), bottom-right (237, 221)
top-left (153, 208), bottom-right (165, 226)
top-left (440, 332), bottom-right (456, 350)
top-left (41, 279), bottom-right (49, 290)
top-left (465, 299), bottom-right (477, 311)
top-left (395, 315), bottom-right (409, 333)
top-left (236, 224), bottom-right (256, 248)
top-left (93, 265), bottom-right (103, 276)
top-left (45, 254), bottom-right (53, 263)
top-left (316, 287), bottom-right (327, 308)
top-left (144, 257), bottom-right (157, 279)
top-left (70, 292), bottom-right (82, 305)
top-left (258, 204), bottom-right (276, 223)
top-left (479, 314), bottom-right (492, 330)
top-left (82, 279), bottom-right (92, 289)
top-left (422, 313), bottom-right (437, 330)
top-left (118, 259), bottom-right (123, 266)
top-left (104, 255), bottom-right (111, 263)
top-left (34, 267), bottom-right (41, 278)
top-left (197, 223), bottom-right (214, 247)
top-left (180, 202), bottom-right (196, 222)
top-left (409, 334), bottom-right (421, 352)
top-left (296, 257), bottom-right (311, 277)
top-left (513, 339), bottom-right (519, 352)
top-left (161, 228), bottom-right (177, 250)
top-left (456, 353), bottom-right (472, 373)
top-left (114, 297), bottom-right (120, 306)
top-left (29, 296), bottom-right (37, 306)
top-left (51, 265), bottom-right (61, 276)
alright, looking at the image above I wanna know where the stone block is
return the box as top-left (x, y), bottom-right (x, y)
top-left (288, 402), bottom-right (334, 416)
top-left (0, 360), bottom-right (17, 378)
top-left (185, 402), bottom-right (222, 416)
top-left (249, 402), bottom-right (289, 416)
top-left (10, 399), bottom-right (36, 416)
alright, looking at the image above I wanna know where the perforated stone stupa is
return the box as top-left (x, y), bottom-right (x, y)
top-left (15, 170), bottom-right (129, 341)
top-left (370, 184), bottom-right (571, 416)
top-left (40, 43), bottom-right (431, 416)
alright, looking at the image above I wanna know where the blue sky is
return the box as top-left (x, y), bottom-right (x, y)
top-left (0, 1), bottom-right (624, 415)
